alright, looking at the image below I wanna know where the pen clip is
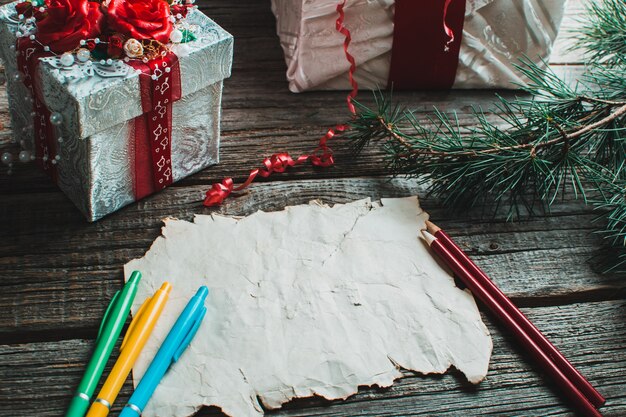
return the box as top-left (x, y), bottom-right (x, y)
top-left (97, 290), bottom-right (121, 343)
top-left (120, 295), bottom-right (152, 352)
top-left (172, 306), bottom-right (207, 363)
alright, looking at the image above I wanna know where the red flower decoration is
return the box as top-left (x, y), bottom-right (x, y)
top-left (107, 34), bottom-right (124, 58)
top-left (36, 0), bottom-right (103, 53)
top-left (106, 0), bottom-right (173, 44)
top-left (15, 1), bottom-right (33, 18)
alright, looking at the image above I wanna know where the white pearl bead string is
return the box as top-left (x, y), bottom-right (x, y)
top-left (0, 90), bottom-right (62, 175)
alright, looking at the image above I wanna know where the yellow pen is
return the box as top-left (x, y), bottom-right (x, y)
top-left (86, 282), bottom-right (172, 417)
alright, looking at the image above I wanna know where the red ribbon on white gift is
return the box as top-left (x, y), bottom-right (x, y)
top-left (388, 0), bottom-right (465, 89)
top-left (203, 0), bottom-right (358, 207)
top-left (203, 0), bottom-right (464, 206)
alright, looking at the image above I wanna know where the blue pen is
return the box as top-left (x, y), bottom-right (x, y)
top-left (119, 286), bottom-right (209, 417)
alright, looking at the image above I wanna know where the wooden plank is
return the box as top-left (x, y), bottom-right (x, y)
top-left (550, 0), bottom-right (587, 65)
top-left (0, 2), bottom-right (622, 417)
top-left (0, 87), bottom-right (536, 194)
top-left (1, 300), bottom-right (624, 416)
top-left (0, 336), bottom-right (135, 416)
top-left (1, 178), bottom-right (624, 338)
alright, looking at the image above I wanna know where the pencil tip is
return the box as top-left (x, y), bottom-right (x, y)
top-left (425, 220), bottom-right (441, 234)
top-left (420, 229), bottom-right (437, 246)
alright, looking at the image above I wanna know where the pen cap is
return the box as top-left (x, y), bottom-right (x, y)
top-left (171, 286), bottom-right (208, 362)
top-left (97, 271), bottom-right (141, 342)
top-left (120, 281), bottom-right (173, 351)
top-left (65, 272), bottom-right (142, 417)
top-left (97, 271), bottom-right (141, 341)
top-left (127, 271), bottom-right (141, 285)
top-left (120, 286), bottom-right (209, 415)
top-left (173, 306), bottom-right (207, 362)
top-left (196, 286), bottom-right (209, 300)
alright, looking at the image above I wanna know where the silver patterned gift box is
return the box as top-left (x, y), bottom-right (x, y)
top-left (0, 2), bottom-right (233, 221)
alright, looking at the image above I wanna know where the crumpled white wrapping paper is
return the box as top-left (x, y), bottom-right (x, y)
top-left (124, 197), bottom-right (492, 417)
top-left (271, 0), bottom-right (567, 92)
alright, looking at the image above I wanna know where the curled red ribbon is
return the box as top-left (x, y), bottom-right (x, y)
top-left (336, 0), bottom-right (358, 115)
top-left (203, 0), bottom-right (460, 206)
top-left (204, 0), bottom-right (357, 207)
top-left (443, 0), bottom-right (456, 50)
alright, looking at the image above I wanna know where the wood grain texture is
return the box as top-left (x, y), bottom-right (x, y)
top-left (1, 177), bottom-right (624, 340)
top-left (0, 0), bottom-right (624, 416)
top-left (2, 301), bottom-right (624, 417)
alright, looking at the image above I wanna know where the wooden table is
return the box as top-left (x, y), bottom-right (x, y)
top-left (1, 1), bottom-right (624, 416)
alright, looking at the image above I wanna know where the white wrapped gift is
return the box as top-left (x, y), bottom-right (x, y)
top-left (271, 0), bottom-right (567, 92)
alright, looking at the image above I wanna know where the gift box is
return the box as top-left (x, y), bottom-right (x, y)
top-left (271, 0), bottom-right (567, 92)
top-left (0, 0), bottom-right (233, 221)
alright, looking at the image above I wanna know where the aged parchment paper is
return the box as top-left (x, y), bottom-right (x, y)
top-left (125, 197), bottom-right (492, 417)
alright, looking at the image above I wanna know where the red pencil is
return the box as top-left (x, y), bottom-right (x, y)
top-left (425, 220), bottom-right (605, 408)
top-left (421, 228), bottom-right (603, 417)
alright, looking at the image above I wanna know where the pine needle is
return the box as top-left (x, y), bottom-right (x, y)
top-left (344, 0), bottom-right (626, 272)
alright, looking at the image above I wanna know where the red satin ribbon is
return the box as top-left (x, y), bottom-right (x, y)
top-left (443, 0), bottom-right (459, 48)
top-left (337, 0), bottom-right (357, 115)
top-left (204, 0), bottom-right (357, 207)
top-left (16, 38), bottom-right (57, 181)
top-left (388, 0), bottom-right (466, 89)
top-left (204, 125), bottom-right (348, 206)
top-left (129, 52), bottom-right (182, 200)
top-left (204, 0), bottom-right (465, 206)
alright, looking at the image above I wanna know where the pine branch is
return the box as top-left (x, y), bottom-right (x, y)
top-left (575, 0), bottom-right (626, 65)
top-left (344, 0), bottom-right (626, 272)
top-left (349, 92), bottom-right (626, 270)
top-left (591, 174), bottom-right (626, 272)
top-left (348, 71), bottom-right (626, 206)
top-left (374, 101), bottom-right (626, 158)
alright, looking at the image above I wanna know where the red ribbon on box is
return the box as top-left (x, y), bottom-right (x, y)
top-left (203, 0), bottom-right (358, 207)
top-left (204, 0), bottom-right (465, 206)
top-left (389, 0), bottom-right (466, 89)
top-left (16, 39), bottom-right (182, 202)
top-left (129, 52), bottom-right (182, 200)
top-left (16, 38), bottom-right (58, 181)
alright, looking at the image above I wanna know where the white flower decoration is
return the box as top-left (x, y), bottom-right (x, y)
top-left (123, 38), bottom-right (144, 58)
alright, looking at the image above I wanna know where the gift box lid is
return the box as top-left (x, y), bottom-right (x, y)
top-left (0, 2), bottom-right (233, 140)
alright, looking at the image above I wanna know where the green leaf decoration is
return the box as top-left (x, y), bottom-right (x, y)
top-left (90, 47), bottom-right (108, 61)
top-left (180, 29), bottom-right (197, 44)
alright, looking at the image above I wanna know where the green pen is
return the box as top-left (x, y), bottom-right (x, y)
top-left (65, 271), bottom-right (142, 417)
